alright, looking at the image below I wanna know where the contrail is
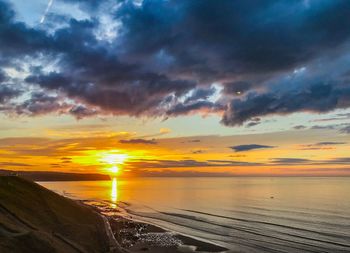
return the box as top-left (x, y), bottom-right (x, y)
top-left (40, 0), bottom-right (54, 24)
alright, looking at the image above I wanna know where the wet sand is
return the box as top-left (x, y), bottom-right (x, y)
top-left (85, 200), bottom-right (228, 253)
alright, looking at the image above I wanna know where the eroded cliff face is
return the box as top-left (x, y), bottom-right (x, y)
top-left (0, 176), bottom-right (118, 253)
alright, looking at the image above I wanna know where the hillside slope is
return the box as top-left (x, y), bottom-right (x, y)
top-left (0, 176), bottom-right (120, 253)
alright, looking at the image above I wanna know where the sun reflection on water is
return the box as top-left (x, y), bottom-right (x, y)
top-left (110, 177), bottom-right (118, 208)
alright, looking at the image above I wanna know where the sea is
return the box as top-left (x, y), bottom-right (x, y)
top-left (39, 177), bottom-right (350, 253)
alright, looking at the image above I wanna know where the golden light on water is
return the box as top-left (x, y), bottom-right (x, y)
top-left (111, 177), bottom-right (118, 205)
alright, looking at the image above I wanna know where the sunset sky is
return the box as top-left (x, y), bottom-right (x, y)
top-left (0, 0), bottom-right (350, 176)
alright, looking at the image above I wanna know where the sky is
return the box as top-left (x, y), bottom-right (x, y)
top-left (0, 0), bottom-right (350, 176)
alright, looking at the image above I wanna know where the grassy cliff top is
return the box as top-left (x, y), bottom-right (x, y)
top-left (0, 170), bottom-right (110, 181)
top-left (0, 176), bottom-right (115, 253)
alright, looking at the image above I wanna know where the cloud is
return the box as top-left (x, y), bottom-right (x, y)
top-left (1, 0), bottom-right (350, 125)
top-left (311, 124), bottom-right (337, 130)
top-left (191, 149), bottom-right (204, 154)
top-left (271, 157), bottom-right (350, 165)
top-left (293, 125), bottom-right (307, 130)
top-left (246, 118), bottom-right (261, 128)
top-left (125, 158), bottom-right (260, 169)
top-left (222, 83), bottom-right (350, 126)
top-left (0, 85), bottom-right (21, 104)
top-left (329, 157), bottom-right (350, 164)
top-left (312, 113), bottom-right (350, 122)
top-left (116, 1), bottom-right (350, 75)
top-left (298, 141), bottom-right (346, 150)
top-left (270, 158), bottom-right (311, 165)
top-left (309, 123), bottom-right (350, 134)
top-left (222, 81), bottom-right (253, 96)
top-left (159, 128), bottom-right (171, 134)
top-left (14, 92), bottom-right (71, 116)
top-left (246, 122), bottom-right (260, 128)
top-left (340, 125), bottom-right (350, 134)
top-left (314, 142), bottom-right (346, 146)
top-left (230, 144), bottom-right (275, 152)
top-left (69, 105), bottom-right (99, 119)
top-left (0, 162), bottom-right (32, 167)
top-left (119, 138), bottom-right (157, 144)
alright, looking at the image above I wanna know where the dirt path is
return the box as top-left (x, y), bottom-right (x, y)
top-left (0, 203), bottom-right (36, 230)
top-left (100, 214), bottom-right (127, 253)
top-left (0, 203), bottom-right (86, 253)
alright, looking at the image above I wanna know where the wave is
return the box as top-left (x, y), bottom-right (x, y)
top-left (122, 204), bottom-right (350, 253)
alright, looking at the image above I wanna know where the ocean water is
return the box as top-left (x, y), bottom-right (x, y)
top-left (40, 177), bottom-right (350, 253)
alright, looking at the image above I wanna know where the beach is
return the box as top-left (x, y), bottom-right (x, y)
top-left (85, 200), bottom-right (228, 253)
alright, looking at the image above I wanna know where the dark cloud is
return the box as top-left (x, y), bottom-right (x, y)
top-left (223, 81), bottom-right (253, 96)
top-left (1, 0), bottom-right (350, 124)
top-left (311, 124), bottom-right (336, 130)
top-left (340, 125), bottom-right (350, 134)
top-left (298, 141), bottom-right (346, 150)
top-left (314, 142), bottom-right (346, 146)
top-left (293, 125), bottom-right (307, 130)
top-left (246, 118), bottom-right (261, 128)
top-left (308, 123), bottom-right (350, 134)
top-left (116, 0), bottom-right (350, 76)
top-left (60, 157), bottom-right (72, 164)
top-left (337, 113), bottom-right (350, 117)
top-left (246, 122), bottom-right (260, 128)
top-left (222, 83), bottom-right (350, 126)
top-left (0, 70), bottom-right (21, 103)
top-left (272, 157), bottom-right (350, 165)
top-left (119, 138), bottom-right (157, 145)
top-left (0, 84), bottom-right (21, 104)
top-left (0, 70), bottom-right (7, 83)
top-left (312, 113), bottom-right (350, 122)
top-left (0, 1), bottom-right (53, 65)
top-left (230, 144), bottom-right (275, 152)
top-left (191, 150), bottom-right (204, 154)
top-left (271, 158), bottom-right (311, 165)
top-left (14, 92), bottom-right (70, 116)
top-left (329, 157), bottom-right (350, 164)
top-left (69, 105), bottom-right (98, 119)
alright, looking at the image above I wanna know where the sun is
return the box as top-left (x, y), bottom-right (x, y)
top-left (99, 151), bottom-right (129, 175)
top-left (110, 165), bottom-right (120, 174)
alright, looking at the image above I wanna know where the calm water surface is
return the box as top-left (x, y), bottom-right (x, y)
top-left (40, 177), bottom-right (350, 252)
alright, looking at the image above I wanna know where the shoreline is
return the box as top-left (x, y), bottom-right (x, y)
top-left (83, 200), bottom-right (228, 253)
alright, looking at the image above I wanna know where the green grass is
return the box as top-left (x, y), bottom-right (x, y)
top-left (0, 176), bottom-right (112, 253)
